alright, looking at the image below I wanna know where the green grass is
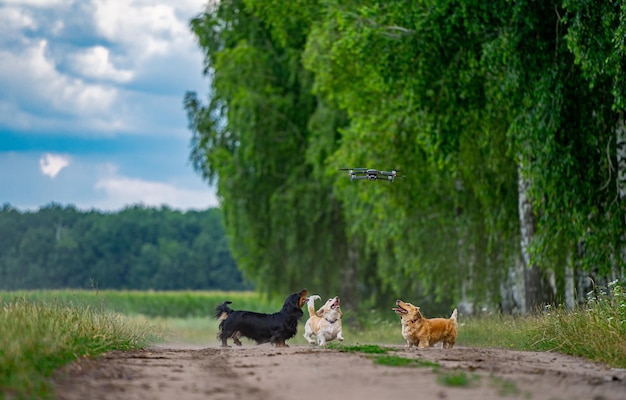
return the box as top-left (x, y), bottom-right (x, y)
top-left (329, 343), bottom-right (440, 374)
top-left (436, 371), bottom-right (480, 387)
top-left (458, 280), bottom-right (626, 368)
top-left (374, 355), bottom-right (440, 369)
top-left (329, 343), bottom-right (390, 354)
top-left (524, 282), bottom-right (626, 368)
top-left (0, 298), bottom-right (159, 399)
top-left (457, 313), bottom-right (536, 349)
top-left (0, 290), bottom-right (283, 318)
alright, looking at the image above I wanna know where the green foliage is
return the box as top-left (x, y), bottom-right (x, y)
top-left (186, 0), bottom-right (376, 309)
top-left (186, 0), bottom-right (626, 313)
top-left (563, 0), bottom-right (626, 110)
top-left (0, 204), bottom-right (248, 291)
top-left (0, 298), bottom-right (156, 399)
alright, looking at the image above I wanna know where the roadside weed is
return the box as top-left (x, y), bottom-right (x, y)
top-left (374, 355), bottom-right (440, 370)
top-left (436, 371), bottom-right (480, 387)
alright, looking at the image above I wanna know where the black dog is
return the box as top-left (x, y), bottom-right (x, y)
top-left (214, 289), bottom-right (308, 347)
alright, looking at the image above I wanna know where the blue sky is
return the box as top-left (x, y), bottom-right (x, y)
top-left (0, 0), bottom-right (218, 212)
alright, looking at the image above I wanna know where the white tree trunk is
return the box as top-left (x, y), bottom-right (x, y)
top-left (455, 178), bottom-right (475, 315)
top-left (342, 236), bottom-right (360, 313)
top-left (564, 252), bottom-right (575, 310)
top-left (517, 162), bottom-right (554, 313)
top-left (500, 255), bottom-right (525, 314)
top-left (616, 114), bottom-right (626, 280)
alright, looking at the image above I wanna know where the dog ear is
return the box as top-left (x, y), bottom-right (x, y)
top-left (315, 308), bottom-right (324, 317)
top-left (415, 307), bottom-right (424, 320)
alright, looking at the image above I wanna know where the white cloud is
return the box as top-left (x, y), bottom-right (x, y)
top-left (0, 0), bottom-right (208, 137)
top-left (0, 6), bottom-right (36, 33)
top-left (39, 153), bottom-right (70, 178)
top-left (70, 45), bottom-right (134, 83)
top-left (0, 39), bottom-right (118, 115)
top-left (94, 176), bottom-right (218, 210)
top-left (2, 0), bottom-right (73, 7)
top-left (0, 1), bottom-right (215, 212)
top-left (1, 149), bottom-right (218, 212)
top-left (92, 0), bottom-right (191, 60)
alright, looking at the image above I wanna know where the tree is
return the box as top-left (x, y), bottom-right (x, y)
top-left (185, 0), bottom-right (373, 310)
top-left (564, 0), bottom-right (626, 283)
top-left (185, 0), bottom-right (625, 314)
top-left (0, 204), bottom-right (244, 291)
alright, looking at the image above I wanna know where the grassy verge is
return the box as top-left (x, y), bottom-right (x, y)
top-left (459, 280), bottom-right (626, 368)
top-left (0, 298), bottom-right (159, 399)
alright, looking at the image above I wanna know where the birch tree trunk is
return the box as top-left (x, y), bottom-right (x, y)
top-left (456, 178), bottom-right (475, 315)
top-left (518, 163), bottom-right (554, 313)
top-left (616, 114), bottom-right (626, 281)
top-left (564, 249), bottom-right (575, 310)
top-left (500, 255), bottom-right (525, 314)
top-left (342, 236), bottom-right (360, 314)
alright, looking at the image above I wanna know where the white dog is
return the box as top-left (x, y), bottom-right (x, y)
top-left (303, 295), bottom-right (344, 346)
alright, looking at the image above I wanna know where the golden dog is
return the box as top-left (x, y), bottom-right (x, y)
top-left (392, 300), bottom-right (457, 349)
top-left (303, 295), bottom-right (344, 346)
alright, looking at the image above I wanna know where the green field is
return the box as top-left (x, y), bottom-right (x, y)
top-left (0, 289), bottom-right (283, 318)
top-left (1, 283), bottom-right (625, 399)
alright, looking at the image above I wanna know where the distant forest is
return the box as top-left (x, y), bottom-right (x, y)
top-left (0, 203), bottom-right (250, 291)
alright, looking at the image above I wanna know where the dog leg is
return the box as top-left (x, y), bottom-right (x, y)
top-left (337, 330), bottom-right (344, 341)
top-left (303, 326), bottom-right (316, 344)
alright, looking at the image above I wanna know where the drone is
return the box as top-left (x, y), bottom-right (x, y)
top-left (339, 168), bottom-right (403, 182)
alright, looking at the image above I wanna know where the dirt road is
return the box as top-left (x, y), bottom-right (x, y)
top-left (52, 343), bottom-right (625, 400)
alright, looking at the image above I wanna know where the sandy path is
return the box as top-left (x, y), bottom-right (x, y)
top-left (53, 344), bottom-right (626, 400)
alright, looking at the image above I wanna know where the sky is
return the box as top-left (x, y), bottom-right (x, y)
top-left (0, 0), bottom-right (219, 212)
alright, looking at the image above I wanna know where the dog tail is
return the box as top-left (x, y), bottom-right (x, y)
top-left (214, 301), bottom-right (233, 321)
top-left (307, 295), bottom-right (321, 317)
top-left (450, 308), bottom-right (458, 328)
